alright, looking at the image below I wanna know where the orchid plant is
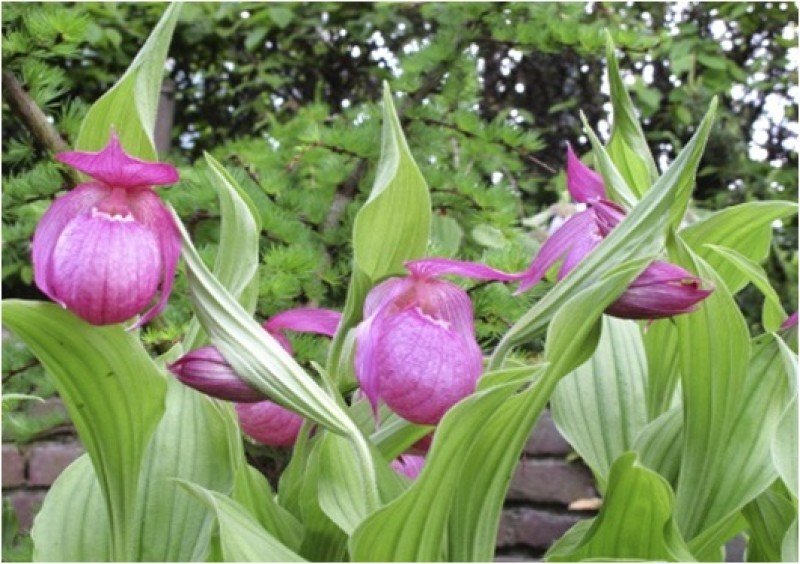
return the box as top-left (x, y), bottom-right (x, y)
top-left (3, 5), bottom-right (798, 563)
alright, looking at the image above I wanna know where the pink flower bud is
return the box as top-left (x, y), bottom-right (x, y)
top-left (355, 259), bottom-right (518, 425)
top-left (236, 401), bottom-right (304, 447)
top-left (168, 346), bottom-right (265, 403)
top-left (33, 132), bottom-right (180, 326)
top-left (391, 454), bottom-right (426, 480)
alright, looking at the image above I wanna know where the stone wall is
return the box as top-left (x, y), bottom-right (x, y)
top-left (2, 405), bottom-right (598, 559)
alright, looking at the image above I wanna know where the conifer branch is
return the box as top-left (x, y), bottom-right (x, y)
top-left (2, 69), bottom-right (70, 155)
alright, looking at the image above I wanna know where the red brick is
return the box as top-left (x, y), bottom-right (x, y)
top-left (507, 459), bottom-right (596, 506)
top-left (27, 441), bottom-right (83, 486)
top-left (497, 508), bottom-right (582, 549)
top-left (2, 444), bottom-right (26, 488)
top-left (524, 410), bottom-right (572, 457)
top-left (7, 490), bottom-right (46, 532)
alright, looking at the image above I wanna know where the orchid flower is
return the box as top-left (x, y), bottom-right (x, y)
top-left (518, 144), bottom-right (712, 319)
top-left (782, 311), bottom-right (798, 330)
top-left (355, 258), bottom-right (519, 425)
top-left (33, 132), bottom-right (180, 326)
top-left (391, 454), bottom-right (426, 480)
top-left (170, 307), bottom-right (341, 447)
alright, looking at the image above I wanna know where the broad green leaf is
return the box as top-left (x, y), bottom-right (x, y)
top-left (369, 413), bottom-right (432, 461)
top-left (328, 83), bottom-right (431, 380)
top-left (605, 34), bottom-right (659, 197)
top-left (743, 488), bottom-right (796, 562)
top-left (671, 236), bottom-right (793, 542)
top-left (551, 316), bottom-right (649, 489)
top-left (680, 201), bottom-right (798, 293)
top-left (75, 3), bottom-right (181, 159)
top-left (350, 260), bottom-right (645, 562)
top-left (3, 301), bottom-right (166, 560)
top-left (31, 455), bottom-right (111, 561)
top-left (687, 513), bottom-right (748, 562)
top-left (183, 153), bottom-right (263, 351)
top-left (177, 482), bottom-right (305, 562)
top-left (492, 99), bottom-right (717, 364)
top-left (131, 378), bottom-right (241, 561)
top-left (174, 208), bottom-right (354, 436)
top-left (231, 464), bottom-right (303, 552)
top-left (772, 396), bottom-right (798, 498)
top-left (633, 406), bottom-right (683, 487)
top-left (782, 519), bottom-right (798, 562)
top-left (643, 319), bottom-right (682, 419)
top-left (547, 452), bottom-right (694, 562)
top-left (351, 82), bottom-right (431, 281)
top-left (705, 244), bottom-right (788, 331)
top-left (448, 260), bottom-right (647, 562)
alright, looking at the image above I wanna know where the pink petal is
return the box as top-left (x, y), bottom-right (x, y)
top-left (126, 189), bottom-right (181, 327)
top-left (375, 307), bottom-right (483, 425)
top-left (412, 278), bottom-right (477, 336)
top-left (32, 183), bottom-right (110, 302)
top-left (391, 454), bottom-right (426, 480)
top-left (781, 312), bottom-right (798, 330)
top-left (236, 401), bottom-right (304, 447)
top-left (354, 311), bottom-right (386, 416)
top-left (56, 131), bottom-right (179, 189)
top-left (566, 143), bottom-right (606, 203)
top-left (517, 210), bottom-right (601, 293)
top-left (169, 346), bottom-right (265, 402)
top-left (49, 211), bottom-right (162, 325)
top-left (363, 277), bottom-right (415, 319)
top-left (262, 308), bottom-right (342, 355)
top-left (409, 433), bottom-right (433, 455)
top-left (606, 261), bottom-right (714, 320)
top-left (405, 258), bottom-right (521, 283)
top-left (591, 199), bottom-right (626, 236)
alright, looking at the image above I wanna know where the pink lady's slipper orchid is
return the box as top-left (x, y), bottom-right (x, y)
top-left (517, 144), bottom-right (712, 319)
top-left (170, 307), bottom-right (341, 447)
top-left (355, 258), bottom-right (519, 425)
top-left (33, 133), bottom-right (180, 326)
top-left (391, 454), bottom-right (426, 480)
top-left (781, 311), bottom-right (798, 330)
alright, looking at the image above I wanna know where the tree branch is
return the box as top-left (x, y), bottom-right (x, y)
top-left (2, 69), bottom-right (70, 155)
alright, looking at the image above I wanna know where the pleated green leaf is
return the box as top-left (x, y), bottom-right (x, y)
top-left (772, 396), bottom-right (798, 499)
top-left (492, 98), bottom-right (716, 362)
top-left (681, 201), bottom-right (798, 293)
top-left (177, 482), bottom-right (305, 562)
top-left (175, 209), bottom-right (354, 436)
top-left (31, 455), bottom-right (111, 561)
top-left (671, 236), bottom-right (793, 542)
top-left (231, 464), bottom-right (303, 551)
top-left (705, 244), bottom-right (788, 331)
top-left (743, 488), bottom-right (796, 562)
top-left (643, 319), bottom-right (682, 419)
top-left (75, 3), bottom-right (181, 159)
top-left (547, 452), bottom-right (694, 562)
top-left (551, 316), bottom-right (649, 489)
top-left (633, 406), bottom-right (683, 487)
top-left (183, 154), bottom-right (262, 351)
top-left (3, 301), bottom-right (166, 560)
top-left (605, 34), bottom-right (659, 198)
top-left (131, 378), bottom-right (242, 561)
top-left (581, 116), bottom-right (638, 209)
top-left (329, 83), bottom-right (431, 380)
top-left (782, 519), bottom-right (798, 562)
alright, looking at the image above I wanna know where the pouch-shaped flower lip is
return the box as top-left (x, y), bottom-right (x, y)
top-left (33, 132), bottom-right (180, 326)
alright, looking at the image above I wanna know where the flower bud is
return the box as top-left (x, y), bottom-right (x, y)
top-left (236, 401), bottom-right (304, 447)
top-left (168, 346), bottom-right (265, 403)
top-left (34, 133), bottom-right (180, 326)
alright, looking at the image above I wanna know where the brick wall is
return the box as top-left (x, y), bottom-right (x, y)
top-left (2, 404), bottom-right (601, 558)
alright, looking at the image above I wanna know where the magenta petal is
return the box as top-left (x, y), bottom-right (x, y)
top-left (781, 312), bottom-right (798, 330)
top-left (363, 277), bottom-right (415, 319)
top-left (236, 401), bottom-right (304, 447)
top-left (169, 346), bottom-right (265, 402)
top-left (412, 278), bottom-right (478, 336)
top-left (566, 143), bottom-right (606, 203)
top-left (56, 132), bottom-right (179, 189)
top-left (376, 307), bottom-right (483, 425)
top-left (127, 189), bottom-right (181, 327)
top-left (32, 183), bottom-right (110, 302)
top-left (49, 211), bottom-right (162, 325)
top-left (405, 258), bottom-right (522, 283)
top-left (517, 210), bottom-right (600, 293)
top-left (263, 307), bottom-right (341, 344)
top-left (606, 261), bottom-right (714, 320)
top-left (354, 312), bottom-right (386, 416)
top-left (391, 454), bottom-right (426, 480)
top-left (591, 199), bottom-right (626, 236)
